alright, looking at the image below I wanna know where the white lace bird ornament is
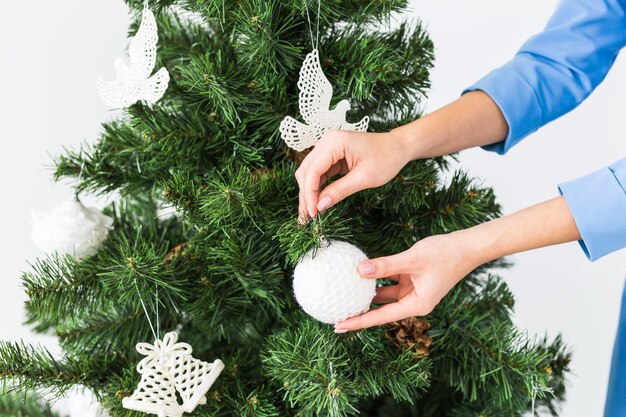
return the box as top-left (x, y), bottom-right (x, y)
top-left (97, 8), bottom-right (170, 108)
top-left (279, 49), bottom-right (369, 151)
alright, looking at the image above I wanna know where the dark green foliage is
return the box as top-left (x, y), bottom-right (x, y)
top-left (2, 1), bottom-right (570, 416)
top-left (262, 320), bottom-right (431, 417)
top-left (421, 274), bottom-right (571, 416)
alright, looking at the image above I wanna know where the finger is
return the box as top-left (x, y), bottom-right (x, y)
top-left (299, 132), bottom-right (348, 216)
top-left (373, 285), bottom-right (400, 304)
top-left (358, 251), bottom-right (413, 279)
top-left (295, 164), bottom-right (308, 223)
top-left (316, 168), bottom-right (367, 212)
top-left (297, 187), bottom-right (308, 224)
top-left (316, 177), bottom-right (329, 194)
top-left (368, 274), bottom-right (400, 282)
top-left (303, 171), bottom-right (321, 218)
top-left (324, 162), bottom-right (343, 182)
top-left (301, 153), bottom-right (337, 218)
top-left (318, 163), bottom-right (343, 204)
top-left (334, 302), bottom-right (412, 332)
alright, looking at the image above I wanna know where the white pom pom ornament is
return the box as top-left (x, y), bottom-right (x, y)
top-left (293, 240), bottom-right (376, 324)
top-left (31, 198), bottom-right (113, 260)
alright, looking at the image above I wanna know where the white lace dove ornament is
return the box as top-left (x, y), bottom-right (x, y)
top-left (279, 49), bottom-right (369, 152)
top-left (123, 331), bottom-right (224, 417)
top-left (97, 8), bottom-right (170, 108)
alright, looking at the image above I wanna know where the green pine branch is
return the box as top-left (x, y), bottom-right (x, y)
top-left (0, 341), bottom-right (122, 399)
top-left (263, 319), bottom-right (430, 417)
top-left (0, 390), bottom-right (61, 417)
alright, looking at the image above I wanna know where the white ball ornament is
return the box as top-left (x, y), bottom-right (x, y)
top-left (293, 240), bottom-right (376, 324)
top-left (31, 198), bottom-right (114, 260)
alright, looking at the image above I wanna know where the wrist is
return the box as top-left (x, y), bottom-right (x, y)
top-left (449, 224), bottom-right (501, 269)
top-left (389, 121), bottom-right (430, 162)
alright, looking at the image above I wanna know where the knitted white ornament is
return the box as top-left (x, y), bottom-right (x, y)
top-left (97, 8), bottom-right (170, 108)
top-left (123, 332), bottom-right (224, 417)
top-left (293, 240), bottom-right (376, 324)
top-left (279, 49), bottom-right (369, 152)
top-left (31, 199), bottom-right (113, 260)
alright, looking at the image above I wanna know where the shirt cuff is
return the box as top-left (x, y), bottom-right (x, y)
top-left (558, 163), bottom-right (626, 261)
top-left (462, 60), bottom-right (544, 155)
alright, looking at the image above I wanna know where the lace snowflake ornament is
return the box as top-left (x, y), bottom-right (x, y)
top-left (97, 8), bottom-right (170, 108)
top-left (123, 332), bottom-right (224, 417)
top-left (279, 49), bottom-right (369, 152)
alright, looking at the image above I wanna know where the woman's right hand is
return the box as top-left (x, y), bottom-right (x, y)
top-left (295, 129), bottom-right (412, 222)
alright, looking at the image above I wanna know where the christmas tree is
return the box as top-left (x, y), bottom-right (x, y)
top-left (0, 1), bottom-right (571, 416)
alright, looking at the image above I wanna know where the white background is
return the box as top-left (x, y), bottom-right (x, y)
top-left (1, 0), bottom-right (625, 415)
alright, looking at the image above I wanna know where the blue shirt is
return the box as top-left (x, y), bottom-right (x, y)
top-left (463, 0), bottom-right (626, 262)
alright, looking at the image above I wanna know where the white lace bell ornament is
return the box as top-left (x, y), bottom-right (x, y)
top-left (170, 338), bottom-right (225, 412)
top-left (31, 198), bottom-right (113, 260)
top-left (123, 332), bottom-right (224, 417)
top-left (279, 49), bottom-right (369, 151)
top-left (97, 7), bottom-right (170, 108)
top-left (123, 332), bottom-right (187, 417)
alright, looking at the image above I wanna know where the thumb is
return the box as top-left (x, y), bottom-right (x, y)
top-left (358, 250), bottom-right (413, 279)
top-left (316, 169), bottom-right (366, 212)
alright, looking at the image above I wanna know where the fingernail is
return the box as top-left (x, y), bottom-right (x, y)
top-left (334, 327), bottom-right (348, 334)
top-left (359, 262), bottom-right (375, 275)
top-left (307, 205), bottom-right (315, 218)
top-left (317, 196), bottom-right (331, 212)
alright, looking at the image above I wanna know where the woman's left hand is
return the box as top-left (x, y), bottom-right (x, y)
top-left (333, 196), bottom-right (582, 332)
top-left (334, 232), bottom-right (481, 333)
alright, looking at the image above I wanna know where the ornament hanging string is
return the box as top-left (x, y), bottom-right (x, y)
top-left (78, 161), bottom-right (85, 184)
top-left (79, 149), bottom-right (158, 341)
top-left (316, 213), bottom-right (328, 245)
top-left (75, 161), bottom-right (86, 201)
top-left (134, 279), bottom-right (160, 341)
top-left (129, 225), bottom-right (163, 341)
top-left (72, 161), bottom-right (87, 260)
top-left (304, 0), bottom-right (321, 50)
top-left (155, 283), bottom-right (160, 339)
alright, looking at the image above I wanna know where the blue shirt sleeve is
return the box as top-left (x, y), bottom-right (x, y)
top-left (464, 0), bottom-right (626, 153)
top-left (462, 0), bottom-right (626, 260)
top-left (558, 158), bottom-right (626, 260)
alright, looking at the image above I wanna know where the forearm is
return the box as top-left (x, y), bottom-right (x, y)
top-left (391, 91), bottom-right (509, 159)
top-left (455, 196), bottom-right (582, 267)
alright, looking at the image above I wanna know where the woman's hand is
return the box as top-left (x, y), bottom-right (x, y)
top-left (294, 92), bottom-right (511, 223)
top-left (295, 129), bottom-right (411, 222)
top-left (333, 232), bottom-right (481, 333)
top-left (333, 196), bottom-right (582, 332)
